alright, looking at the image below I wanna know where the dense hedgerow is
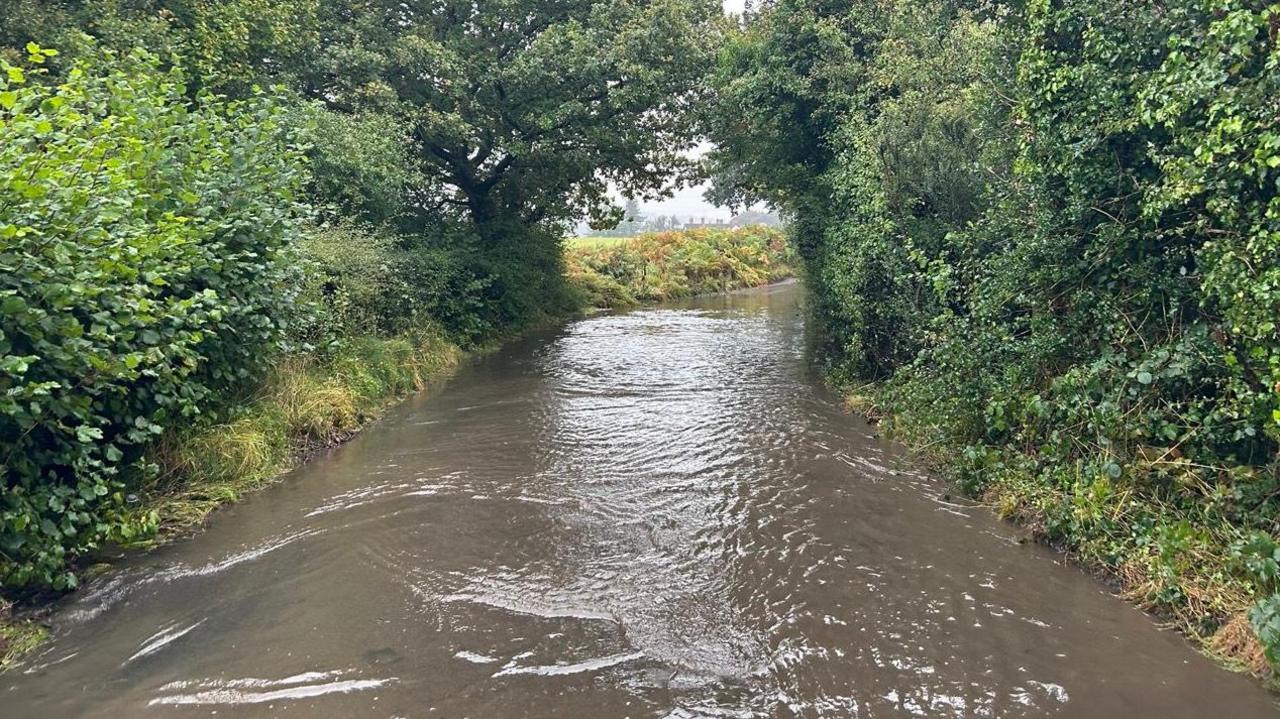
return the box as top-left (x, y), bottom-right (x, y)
top-left (294, 220), bottom-right (534, 348)
top-left (0, 45), bottom-right (307, 591)
top-left (709, 0), bottom-right (1280, 671)
top-left (0, 45), bottom-right (495, 595)
top-left (566, 227), bottom-right (795, 309)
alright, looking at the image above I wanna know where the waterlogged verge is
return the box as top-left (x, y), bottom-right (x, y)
top-left (2, 331), bottom-right (462, 669)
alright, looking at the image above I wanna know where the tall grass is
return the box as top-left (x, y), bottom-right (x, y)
top-left (568, 236), bottom-right (636, 249)
top-left (0, 600), bottom-right (45, 671)
top-left (140, 330), bottom-right (460, 538)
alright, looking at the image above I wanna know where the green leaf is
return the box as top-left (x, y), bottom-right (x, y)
top-left (75, 426), bottom-right (104, 443)
top-left (1, 295), bottom-right (28, 315)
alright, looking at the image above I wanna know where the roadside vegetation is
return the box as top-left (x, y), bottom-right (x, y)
top-left (567, 226), bottom-right (794, 309)
top-left (0, 604), bottom-right (44, 671)
top-left (706, 0), bottom-right (1280, 678)
top-left (0, 0), bottom-right (721, 661)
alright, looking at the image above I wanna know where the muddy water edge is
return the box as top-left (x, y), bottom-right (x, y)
top-left (3, 282), bottom-right (1277, 718)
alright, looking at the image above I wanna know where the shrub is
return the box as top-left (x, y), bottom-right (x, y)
top-left (0, 43), bottom-right (307, 591)
top-left (294, 221), bottom-right (526, 349)
top-left (294, 222), bottom-right (425, 344)
top-left (293, 104), bottom-right (423, 226)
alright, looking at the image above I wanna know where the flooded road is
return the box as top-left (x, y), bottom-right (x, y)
top-left (5, 283), bottom-right (1277, 718)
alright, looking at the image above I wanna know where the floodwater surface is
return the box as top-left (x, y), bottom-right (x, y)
top-left (5, 283), bottom-right (1277, 718)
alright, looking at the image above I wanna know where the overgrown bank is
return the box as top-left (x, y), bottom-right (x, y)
top-left (707, 1), bottom-right (1280, 678)
top-left (567, 226), bottom-right (795, 309)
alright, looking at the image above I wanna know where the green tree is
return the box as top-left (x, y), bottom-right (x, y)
top-left (299, 1), bottom-right (719, 240)
top-left (0, 1), bottom-right (319, 95)
top-left (283, 0), bottom-right (722, 326)
top-left (3, 0), bottom-right (724, 329)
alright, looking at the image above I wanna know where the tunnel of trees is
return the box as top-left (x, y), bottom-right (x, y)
top-left (2, 0), bottom-right (1279, 676)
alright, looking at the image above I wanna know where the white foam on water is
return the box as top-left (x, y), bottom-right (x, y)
top-left (123, 620), bottom-right (206, 665)
top-left (492, 650), bottom-right (644, 678)
top-left (149, 674), bottom-right (393, 706)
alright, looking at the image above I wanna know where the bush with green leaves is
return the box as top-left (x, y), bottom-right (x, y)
top-left (0, 43), bottom-right (306, 591)
top-left (293, 104), bottom-right (424, 227)
top-left (1236, 532), bottom-right (1280, 668)
top-left (293, 222), bottom-right (507, 348)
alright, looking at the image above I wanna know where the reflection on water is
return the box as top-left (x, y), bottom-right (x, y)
top-left (4, 282), bottom-right (1276, 718)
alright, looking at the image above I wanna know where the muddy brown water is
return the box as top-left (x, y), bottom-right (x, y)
top-left (4, 282), bottom-right (1278, 718)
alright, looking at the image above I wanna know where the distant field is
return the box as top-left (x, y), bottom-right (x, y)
top-left (568, 236), bottom-right (636, 248)
top-left (565, 226), bottom-right (795, 309)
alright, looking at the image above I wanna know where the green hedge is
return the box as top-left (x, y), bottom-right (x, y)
top-left (0, 44), bottom-right (306, 591)
top-left (708, 0), bottom-right (1280, 671)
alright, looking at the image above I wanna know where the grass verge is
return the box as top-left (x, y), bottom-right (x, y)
top-left (140, 330), bottom-right (460, 537)
top-left (0, 599), bottom-right (47, 672)
top-left (978, 461), bottom-right (1273, 680)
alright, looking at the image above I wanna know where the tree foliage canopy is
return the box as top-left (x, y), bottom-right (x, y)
top-left (297, 0), bottom-right (719, 238)
top-left (3, 0), bottom-right (721, 235)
